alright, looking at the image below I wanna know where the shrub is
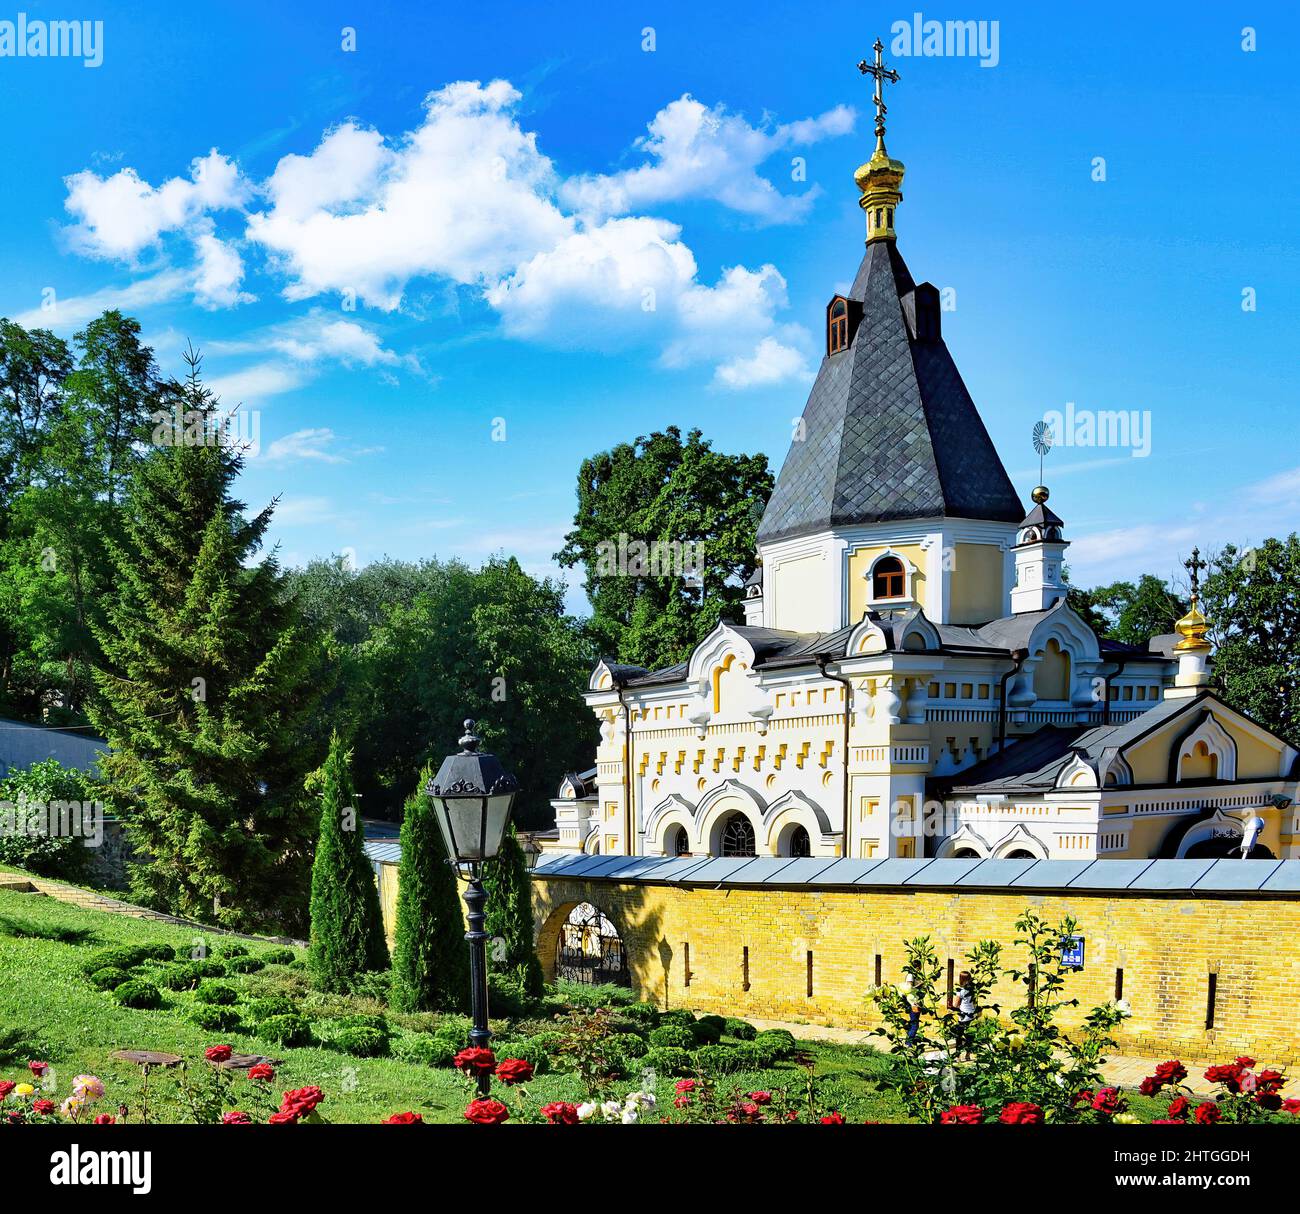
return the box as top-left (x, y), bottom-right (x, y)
top-left (245, 995), bottom-right (297, 1023)
top-left (728, 1042), bottom-right (762, 1069)
top-left (190, 1005), bottom-right (242, 1032)
top-left (487, 969), bottom-right (537, 1019)
top-left (690, 1017), bottom-right (724, 1046)
top-left (625, 1001), bottom-right (661, 1027)
top-left (431, 1015), bottom-right (473, 1050)
top-left (0, 759), bottom-right (110, 880)
top-left (213, 941), bottom-right (249, 958)
top-left (187, 958), bottom-right (227, 979)
top-left (553, 981), bottom-right (635, 1010)
top-left (348, 970), bottom-right (392, 1002)
top-left (89, 966), bottom-right (131, 991)
top-left (754, 1029), bottom-right (797, 1059)
top-left (260, 947), bottom-right (296, 966)
top-left (648, 1024), bottom-right (696, 1050)
top-left (327, 1026), bottom-right (388, 1057)
top-left (659, 1009), bottom-right (696, 1028)
top-left (529, 1030), bottom-right (567, 1055)
top-left (693, 1044), bottom-right (747, 1074)
top-left (750, 1037), bottom-right (785, 1067)
top-left (643, 1046), bottom-right (691, 1077)
top-left (481, 828), bottom-right (545, 998)
top-left (222, 956), bottom-right (264, 974)
top-left (195, 981), bottom-right (239, 1007)
top-left (112, 980), bottom-right (162, 1009)
top-left (153, 962), bottom-right (202, 991)
top-left (257, 1014), bottom-right (311, 1047)
top-left (392, 1033), bottom-right (456, 1067)
top-left (613, 1033), bottom-right (648, 1060)
top-left (724, 1017), bottom-right (757, 1041)
top-left (140, 942), bottom-right (178, 962)
top-left (82, 945), bottom-right (149, 975)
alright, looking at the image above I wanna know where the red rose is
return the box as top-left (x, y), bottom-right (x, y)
top-left (1255, 1091), bottom-right (1282, 1111)
top-left (940, 1104), bottom-right (984, 1125)
top-left (1192, 1102), bottom-right (1221, 1125)
top-left (673, 1096), bottom-right (690, 1109)
top-left (221, 1111), bottom-right (252, 1124)
top-left (278, 1086), bottom-right (324, 1120)
top-left (674, 1079), bottom-right (697, 1094)
top-left (1204, 1064), bottom-right (1243, 1092)
top-left (464, 1098), bottom-right (509, 1125)
top-left (1256, 1069), bottom-right (1285, 1091)
top-left (738, 1101), bottom-right (762, 1118)
top-left (748, 1091), bottom-right (772, 1105)
top-left (1283, 1099), bottom-right (1300, 1116)
top-left (1091, 1087), bottom-right (1124, 1116)
top-left (1234, 1056), bottom-right (1256, 1070)
top-left (819, 1111), bottom-right (846, 1124)
top-left (32, 1099), bottom-right (55, 1115)
top-left (495, 1058), bottom-right (534, 1086)
top-left (28, 1061), bottom-right (48, 1078)
top-left (1155, 1060), bottom-right (1188, 1084)
top-left (453, 1047), bottom-right (496, 1076)
top-left (999, 1102), bottom-right (1044, 1125)
top-left (1072, 1089), bottom-right (1094, 1107)
top-left (1139, 1077), bottom-right (1160, 1097)
top-left (1150, 1119), bottom-right (1186, 1125)
top-left (383, 1111), bottom-right (423, 1124)
top-left (0, 1081), bottom-right (14, 1099)
top-left (204, 1045), bottom-right (233, 1063)
top-left (247, 1063), bottom-right (275, 1082)
top-left (93, 1114), bottom-right (115, 1125)
top-left (541, 1101), bottom-right (580, 1125)
top-left (1166, 1096), bottom-right (1191, 1120)
top-left (268, 1110), bottom-right (299, 1124)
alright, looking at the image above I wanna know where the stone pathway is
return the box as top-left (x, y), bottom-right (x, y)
top-left (743, 1016), bottom-right (1296, 1098)
top-left (0, 874), bottom-right (305, 946)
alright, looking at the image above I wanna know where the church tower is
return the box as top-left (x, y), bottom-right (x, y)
top-left (754, 42), bottom-right (1025, 634)
top-left (1010, 486), bottom-right (1070, 614)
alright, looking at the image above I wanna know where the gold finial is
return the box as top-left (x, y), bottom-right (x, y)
top-left (855, 40), bottom-right (905, 243)
top-left (1174, 547), bottom-right (1211, 652)
top-left (1031, 485), bottom-right (1050, 505)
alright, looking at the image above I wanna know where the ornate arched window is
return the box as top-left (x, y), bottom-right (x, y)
top-left (719, 813), bottom-right (756, 857)
top-left (788, 825), bottom-right (811, 857)
top-left (828, 298), bottom-right (849, 354)
top-left (668, 825), bottom-right (690, 856)
top-left (872, 555), bottom-right (906, 600)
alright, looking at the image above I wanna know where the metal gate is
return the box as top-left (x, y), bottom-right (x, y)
top-left (555, 902), bottom-right (630, 986)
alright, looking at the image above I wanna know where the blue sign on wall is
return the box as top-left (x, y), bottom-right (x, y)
top-left (1060, 936), bottom-right (1085, 970)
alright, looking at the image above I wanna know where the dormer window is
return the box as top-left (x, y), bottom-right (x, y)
top-left (872, 556), bottom-right (906, 599)
top-left (828, 297), bottom-right (848, 354)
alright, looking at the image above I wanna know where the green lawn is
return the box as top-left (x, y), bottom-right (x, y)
top-left (0, 886), bottom-right (919, 1124)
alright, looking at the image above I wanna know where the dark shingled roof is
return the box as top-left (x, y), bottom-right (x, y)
top-left (756, 240), bottom-right (1025, 544)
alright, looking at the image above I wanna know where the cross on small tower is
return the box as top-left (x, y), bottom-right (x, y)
top-left (858, 39), bottom-right (900, 140)
top-left (1185, 546), bottom-right (1207, 605)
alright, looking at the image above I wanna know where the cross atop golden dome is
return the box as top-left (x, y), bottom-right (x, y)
top-left (1174, 547), bottom-right (1211, 652)
top-left (855, 41), bottom-right (905, 243)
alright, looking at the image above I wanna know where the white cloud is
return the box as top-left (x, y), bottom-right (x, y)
top-left (63, 149), bottom-right (250, 261)
top-left (263, 427), bottom-right (349, 464)
top-left (192, 224), bottom-right (254, 309)
top-left (714, 335), bottom-right (812, 389)
top-left (560, 96), bottom-right (855, 224)
top-left (208, 362), bottom-right (306, 405)
top-left (211, 311), bottom-right (410, 369)
top-left (13, 268), bottom-right (190, 329)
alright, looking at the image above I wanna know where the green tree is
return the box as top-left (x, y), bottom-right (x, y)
top-left (88, 351), bottom-right (324, 931)
top-left (481, 826), bottom-right (544, 998)
top-left (390, 765), bottom-right (469, 1012)
top-left (1087, 574), bottom-right (1186, 646)
top-left (1203, 537), bottom-right (1300, 746)
top-left (308, 733), bottom-right (389, 992)
top-left (556, 426), bottom-right (772, 670)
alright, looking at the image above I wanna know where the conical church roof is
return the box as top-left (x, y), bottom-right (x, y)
top-left (756, 239), bottom-right (1024, 545)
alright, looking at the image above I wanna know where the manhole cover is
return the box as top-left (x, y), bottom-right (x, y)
top-left (110, 1050), bottom-right (183, 1068)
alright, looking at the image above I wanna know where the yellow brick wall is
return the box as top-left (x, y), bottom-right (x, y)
top-left (532, 877), bottom-right (1300, 1066)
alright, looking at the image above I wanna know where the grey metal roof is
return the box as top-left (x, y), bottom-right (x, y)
top-left (756, 239), bottom-right (1024, 545)
top-left (529, 853), bottom-right (1300, 895)
top-left (362, 840), bottom-right (401, 865)
top-left (0, 717), bottom-right (107, 777)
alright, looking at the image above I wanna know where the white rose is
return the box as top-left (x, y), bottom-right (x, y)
top-left (577, 1102), bottom-right (597, 1121)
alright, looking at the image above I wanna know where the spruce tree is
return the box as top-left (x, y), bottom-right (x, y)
top-left (308, 733), bottom-right (389, 991)
top-left (482, 826), bottom-right (545, 997)
top-left (390, 765), bottom-right (469, 1012)
top-left (89, 350), bottom-right (323, 932)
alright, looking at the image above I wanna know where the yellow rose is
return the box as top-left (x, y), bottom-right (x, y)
top-left (1114, 1113), bottom-right (1140, 1125)
top-left (14, 1084), bottom-right (34, 1097)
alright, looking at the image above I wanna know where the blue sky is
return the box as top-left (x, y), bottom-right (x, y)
top-left (1, 0), bottom-right (1296, 610)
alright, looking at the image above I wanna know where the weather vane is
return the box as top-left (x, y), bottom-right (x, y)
top-left (857, 39), bottom-right (899, 140)
top-left (1032, 420), bottom-right (1055, 487)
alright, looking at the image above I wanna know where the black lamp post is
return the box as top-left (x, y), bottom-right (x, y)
top-left (425, 719), bottom-right (520, 1096)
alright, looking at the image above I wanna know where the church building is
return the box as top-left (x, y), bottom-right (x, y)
top-left (550, 50), bottom-right (1299, 868)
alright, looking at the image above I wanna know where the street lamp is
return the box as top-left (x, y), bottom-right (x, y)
top-left (521, 834), bottom-right (543, 872)
top-left (425, 719), bottom-right (520, 1095)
